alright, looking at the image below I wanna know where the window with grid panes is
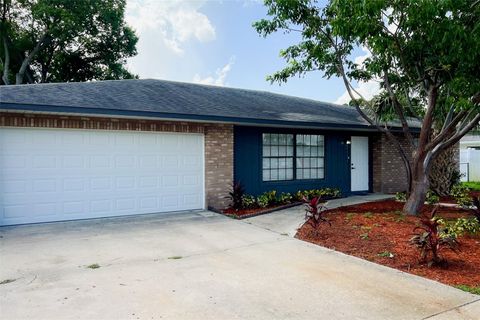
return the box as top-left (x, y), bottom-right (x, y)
top-left (296, 134), bottom-right (325, 179)
top-left (262, 133), bottom-right (294, 181)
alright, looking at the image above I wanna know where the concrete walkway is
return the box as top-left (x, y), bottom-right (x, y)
top-left (244, 193), bottom-right (393, 237)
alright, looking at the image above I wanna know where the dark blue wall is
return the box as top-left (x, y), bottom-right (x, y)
top-left (234, 126), bottom-right (365, 197)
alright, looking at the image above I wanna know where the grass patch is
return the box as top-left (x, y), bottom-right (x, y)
top-left (167, 256), bottom-right (183, 260)
top-left (86, 263), bottom-right (101, 269)
top-left (377, 251), bottom-right (395, 258)
top-left (0, 279), bottom-right (16, 285)
top-left (455, 285), bottom-right (480, 295)
top-left (463, 181), bottom-right (480, 191)
top-left (359, 232), bottom-right (370, 240)
top-left (345, 212), bottom-right (356, 222)
top-left (363, 212), bottom-right (373, 218)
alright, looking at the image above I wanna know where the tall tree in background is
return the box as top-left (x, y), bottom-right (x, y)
top-left (0, 0), bottom-right (138, 85)
top-left (254, 0), bottom-right (480, 215)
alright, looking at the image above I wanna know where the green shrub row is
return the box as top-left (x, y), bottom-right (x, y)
top-left (231, 187), bottom-right (341, 210)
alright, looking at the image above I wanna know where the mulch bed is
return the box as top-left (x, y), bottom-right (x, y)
top-left (222, 202), bottom-right (301, 219)
top-left (296, 199), bottom-right (480, 287)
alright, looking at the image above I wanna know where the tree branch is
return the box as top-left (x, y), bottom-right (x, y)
top-left (432, 113), bottom-right (480, 157)
top-left (417, 85), bottom-right (437, 154)
top-left (2, 35), bottom-right (9, 84)
top-left (383, 69), bottom-right (415, 147)
top-left (425, 109), bottom-right (467, 151)
top-left (16, 30), bottom-right (49, 84)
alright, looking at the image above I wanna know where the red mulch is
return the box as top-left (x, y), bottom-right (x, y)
top-left (296, 199), bottom-right (480, 287)
top-left (223, 207), bottom-right (269, 217)
top-left (222, 203), bottom-right (300, 218)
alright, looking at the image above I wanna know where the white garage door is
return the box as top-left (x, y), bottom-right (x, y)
top-left (0, 128), bottom-right (205, 226)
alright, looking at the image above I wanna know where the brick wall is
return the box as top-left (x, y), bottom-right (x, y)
top-left (371, 133), bottom-right (412, 193)
top-left (204, 124), bottom-right (234, 209)
top-left (0, 112), bottom-right (233, 210)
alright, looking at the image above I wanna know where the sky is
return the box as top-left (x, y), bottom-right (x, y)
top-left (125, 0), bottom-right (378, 105)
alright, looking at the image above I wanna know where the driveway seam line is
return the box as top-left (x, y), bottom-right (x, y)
top-left (420, 298), bottom-right (480, 319)
top-left (156, 237), bottom-right (293, 262)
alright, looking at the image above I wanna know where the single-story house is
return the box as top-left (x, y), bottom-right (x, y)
top-left (0, 79), bottom-right (409, 226)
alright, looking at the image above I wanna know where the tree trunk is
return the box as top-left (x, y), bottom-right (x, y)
top-left (404, 173), bottom-right (429, 215)
top-left (404, 150), bottom-right (430, 215)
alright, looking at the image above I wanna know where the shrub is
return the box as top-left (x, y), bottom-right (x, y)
top-left (294, 188), bottom-right (341, 201)
top-left (264, 190), bottom-right (278, 206)
top-left (303, 196), bottom-right (330, 235)
top-left (426, 190), bottom-right (440, 205)
top-left (395, 191), bottom-right (407, 202)
top-left (256, 193), bottom-right (270, 208)
top-left (226, 182), bottom-right (245, 210)
top-left (451, 184), bottom-right (472, 207)
top-left (241, 194), bottom-right (256, 209)
top-left (410, 207), bottom-right (459, 266)
top-left (442, 217), bottom-right (480, 238)
top-left (449, 169), bottom-right (463, 191)
top-left (278, 192), bottom-right (293, 204)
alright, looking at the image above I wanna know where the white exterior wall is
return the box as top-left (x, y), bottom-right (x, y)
top-left (460, 149), bottom-right (480, 182)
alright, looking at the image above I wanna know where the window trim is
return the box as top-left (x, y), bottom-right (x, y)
top-left (261, 132), bottom-right (326, 182)
top-left (261, 133), bottom-right (294, 182)
top-left (295, 134), bottom-right (325, 180)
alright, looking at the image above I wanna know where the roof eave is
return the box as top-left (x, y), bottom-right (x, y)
top-left (0, 102), bottom-right (414, 133)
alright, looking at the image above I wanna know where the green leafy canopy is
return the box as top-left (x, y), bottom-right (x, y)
top-left (254, 0), bottom-right (480, 119)
top-left (0, 0), bottom-right (138, 84)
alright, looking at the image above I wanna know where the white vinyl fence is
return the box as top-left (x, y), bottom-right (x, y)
top-left (460, 149), bottom-right (480, 182)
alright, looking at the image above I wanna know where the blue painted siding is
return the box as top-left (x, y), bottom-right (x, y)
top-left (234, 126), bottom-right (357, 197)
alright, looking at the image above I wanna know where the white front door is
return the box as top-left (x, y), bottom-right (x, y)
top-left (350, 136), bottom-right (369, 192)
top-left (0, 128), bottom-right (205, 226)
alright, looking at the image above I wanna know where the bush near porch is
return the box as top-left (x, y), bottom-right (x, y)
top-left (223, 186), bottom-right (341, 218)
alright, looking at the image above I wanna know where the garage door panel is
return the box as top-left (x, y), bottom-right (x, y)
top-left (0, 128), bottom-right (204, 225)
top-left (63, 201), bottom-right (85, 215)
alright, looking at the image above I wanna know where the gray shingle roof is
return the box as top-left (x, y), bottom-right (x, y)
top-left (0, 79), bottom-right (375, 129)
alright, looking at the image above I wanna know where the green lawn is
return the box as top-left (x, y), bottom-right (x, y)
top-left (463, 181), bottom-right (480, 191)
top-left (455, 285), bottom-right (480, 295)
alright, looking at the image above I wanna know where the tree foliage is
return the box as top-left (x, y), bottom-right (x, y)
top-left (254, 0), bottom-right (480, 214)
top-left (0, 0), bottom-right (138, 84)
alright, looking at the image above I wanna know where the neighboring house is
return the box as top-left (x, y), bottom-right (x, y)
top-left (1, 79), bottom-right (410, 226)
top-left (460, 134), bottom-right (480, 182)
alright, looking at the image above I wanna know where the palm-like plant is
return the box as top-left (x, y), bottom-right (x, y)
top-left (303, 196), bottom-right (330, 236)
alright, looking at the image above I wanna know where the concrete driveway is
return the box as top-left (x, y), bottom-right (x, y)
top-left (0, 211), bottom-right (479, 320)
